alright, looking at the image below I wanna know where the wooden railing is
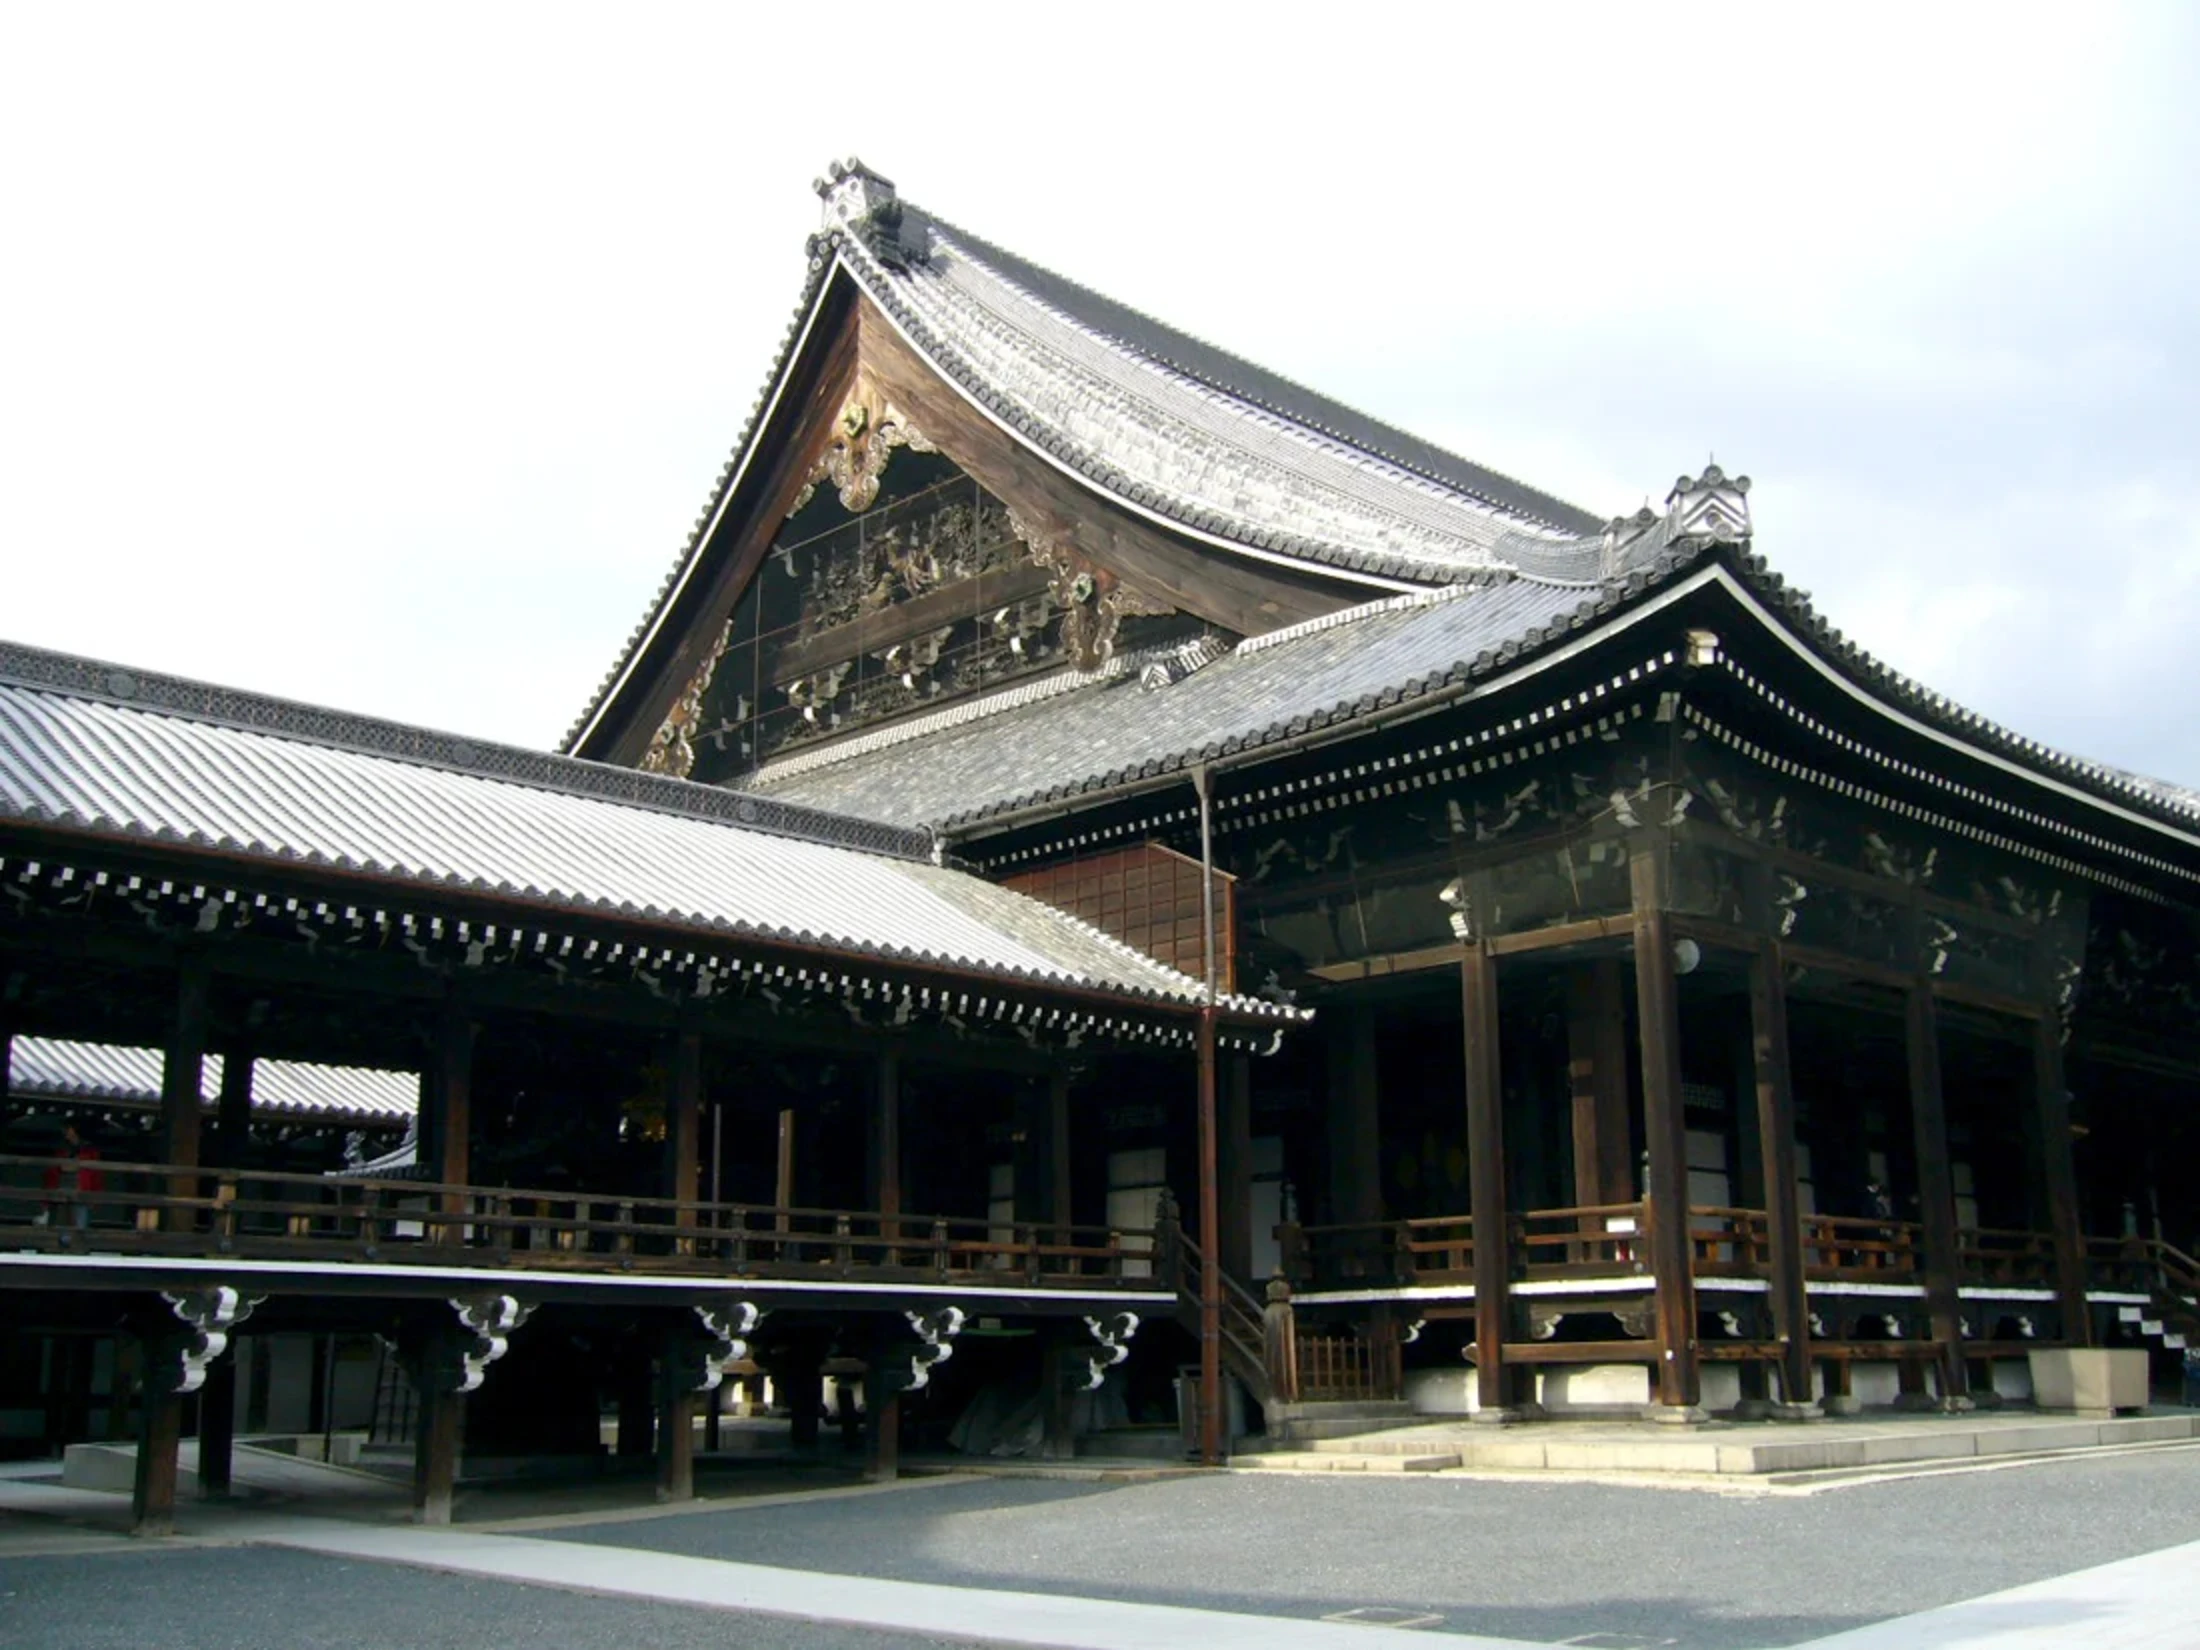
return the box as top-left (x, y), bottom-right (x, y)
top-left (1958, 1226), bottom-right (2057, 1290)
top-left (1295, 1327), bottom-right (1399, 1402)
top-left (1518, 1202), bottom-right (1646, 1278)
top-left (1167, 1225), bottom-right (1274, 1404)
top-left (1800, 1213), bottom-right (1922, 1280)
top-left (0, 1154), bottom-right (1156, 1286)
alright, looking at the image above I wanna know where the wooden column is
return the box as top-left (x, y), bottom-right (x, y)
top-left (412, 1377), bottom-right (462, 1525)
top-left (160, 963), bottom-right (211, 1231)
top-left (1325, 1005), bottom-right (1381, 1226)
top-left (2031, 1019), bottom-right (2092, 1348)
top-left (1219, 1054), bottom-right (1254, 1282)
top-left (132, 1360), bottom-right (185, 1536)
top-left (430, 1004), bottom-right (473, 1233)
top-left (867, 1050), bottom-right (904, 1481)
top-left (663, 1030), bottom-right (702, 1208)
top-left (1195, 1007), bottom-right (1222, 1466)
top-left (775, 1108), bottom-right (797, 1221)
top-left (214, 1050), bottom-right (254, 1168)
top-left (1048, 1071), bottom-right (1073, 1242)
top-left (1749, 945), bottom-right (1814, 1408)
top-left (1462, 942), bottom-right (1512, 1416)
top-left (1905, 984), bottom-right (1971, 1405)
top-left (656, 1362), bottom-right (696, 1503)
top-left (1567, 959), bottom-right (1633, 1208)
top-left (1630, 846), bottom-right (1700, 1413)
top-left (197, 1355), bottom-right (237, 1497)
top-left (866, 1319), bottom-right (902, 1482)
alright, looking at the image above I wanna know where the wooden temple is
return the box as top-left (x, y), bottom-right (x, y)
top-left (6, 159), bottom-right (2199, 1528)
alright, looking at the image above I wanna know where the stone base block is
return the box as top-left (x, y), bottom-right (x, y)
top-left (2028, 1348), bottom-right (2148, 1414)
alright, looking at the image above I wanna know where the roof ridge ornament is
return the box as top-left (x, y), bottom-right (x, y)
top-left (815, 157), bottom-right (928, 269)
top-left (1665, 463), bottom-right (1753, 547)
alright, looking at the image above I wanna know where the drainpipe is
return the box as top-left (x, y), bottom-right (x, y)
top-left (1193, 766), bottom-right (1223, 1467)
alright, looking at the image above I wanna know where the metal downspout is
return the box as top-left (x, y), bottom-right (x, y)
top-left (1193, 765), bottom-right (1223, 1467)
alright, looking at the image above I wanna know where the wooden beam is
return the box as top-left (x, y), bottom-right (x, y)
top-left (1489, 915), bottom-right (1633, 959)
top-left (1750, 944), bottom-right (1813, 1407)
top-left (2032, 1017), bottom-right (2093, 1348)
top-left (1462, 942), bottom-right (1511, 1415)
top-left (1630, 845), bottom-right (1700, 1412)
top-left (1905, 983), bottom-right (1972, 1405)
top-left (768, 565), bottom-right (1053, 683)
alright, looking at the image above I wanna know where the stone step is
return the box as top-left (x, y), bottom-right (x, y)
top-left (1075, 1427), bottom-right (1185, 1462)
top-left (1232, 1450), bottom-right (1460, 1474)
top-left (1265, 1400), bottom-right (1416, 1422)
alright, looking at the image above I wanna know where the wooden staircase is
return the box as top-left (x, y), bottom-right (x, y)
top-left (1166, 1217), bottom-right (1274, 1409)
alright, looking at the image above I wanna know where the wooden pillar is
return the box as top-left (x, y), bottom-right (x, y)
top-left (1048, 1071), bottom-right (1073, 1241)
top-left (160, 963), bottom-right (211, 1231)
top-left (1462, 942), bottom-right (1513, 1417)
top-left (1749, 945), bottom-right (1814, 1408)
top-left (785, 1349), bottom-right (823, 1452)
top-left (663, 1030), bottom-right (702, 1208)
top-left (1195, 1008), bottom-right (1222, 1466)
top-left (431, 1004), bottom-right (473, 1234)
top-left (132, 1376), bottom-right (184, 1536)
top-left (1905, 984), bottom-right (1971, 1405)
top-left (775, 1108), bottom-right (797, 1222)
top-left (197, 1354), bottom-right (236, 1497)
top-left (616, 1359), bottom-right (654, 1457)
top-left (656, 1357), bottom-right (696, 1503)
top-left (214, 1050), bottom-right (253, 1169)
top-left (1325, 1005), bottom-right (1381, 1226)
top-left (867, 1053), bottom-right (901, 1220)
top-left (2031, 1019), bottom-right (2092, 1348)
top-left (1568, 959), bottom-right (1633, 1209)
top-left (1219, 1054), bottom-right (1254, 1282)
top-left (1631, 846), bottom-right (1700, 1414)
top-left (412, 1378), bottom-right (462, 1525)
top-left (865, 1320), bottom-right (902, 1482)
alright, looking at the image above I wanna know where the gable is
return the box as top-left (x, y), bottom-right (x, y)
top-left (605, 279), bottom-right (1381, 782)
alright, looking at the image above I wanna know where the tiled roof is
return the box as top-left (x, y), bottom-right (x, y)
top-left (752, 541), bottom-right (2200, 858)
top-left (561, 162), bottom-right (1612, 753)
top-left (9, 1037), bottom-right (417, 1122)
top-left (0, 642), bottom-right (1301, 1022)
top-left (748, 569), bottom-right (1631, 830)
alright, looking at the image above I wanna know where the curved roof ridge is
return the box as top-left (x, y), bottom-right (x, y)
top-left (922, 213), bottom-right (1603, 538)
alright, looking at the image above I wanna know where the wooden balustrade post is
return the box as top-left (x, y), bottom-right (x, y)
top-left (1462, 941), bottom-right (1516, 1420)
top-left (1750, 943), bottom-right (1815, 1411)
top-left (1262, 1277), bottom-right (1300, 1404)
top-left (1631, 843), bottom-right (1702, 1418)
top-left (1906, 984), bottom-right (1972, 1407)
top-left (2031, 1017), bottom-right (2093, 1348)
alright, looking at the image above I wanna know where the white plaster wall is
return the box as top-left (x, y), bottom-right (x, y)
top-left (1536, 1364), bottom-right (1650, 1410)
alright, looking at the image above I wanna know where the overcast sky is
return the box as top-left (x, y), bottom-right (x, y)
top-left (5, 5), bottom-right (2196, 786)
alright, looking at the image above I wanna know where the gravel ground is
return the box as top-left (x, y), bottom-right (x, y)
top-left (0, 1546), bottom-right (990, 1650)
top-left (539, 1449), bottom-right (2200, 1648)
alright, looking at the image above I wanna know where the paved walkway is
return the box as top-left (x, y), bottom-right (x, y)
top-left (220, 1516), bottom-right (2200, 1649)
top-left (7, 1458), bottom-right (2198, 1647)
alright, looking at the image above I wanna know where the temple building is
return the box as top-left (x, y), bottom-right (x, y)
top-left (3, 160), bottom-right (2197, 1526)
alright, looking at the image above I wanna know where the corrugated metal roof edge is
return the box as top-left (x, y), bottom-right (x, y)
top-left (0, 639), bottom-right (933, 864)
top-left (0, 796), bottom-right (1307, 1027)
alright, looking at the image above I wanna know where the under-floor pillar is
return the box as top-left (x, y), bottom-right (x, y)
top-left (655, 1379), bottom-right (696, 1503)
top-left (412, 1382), bottom-right (463, 1526)
top-left (196, 1355), bottom-right (236, 1498)
top-left (131, 1367), bottom-right (184, 1536)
